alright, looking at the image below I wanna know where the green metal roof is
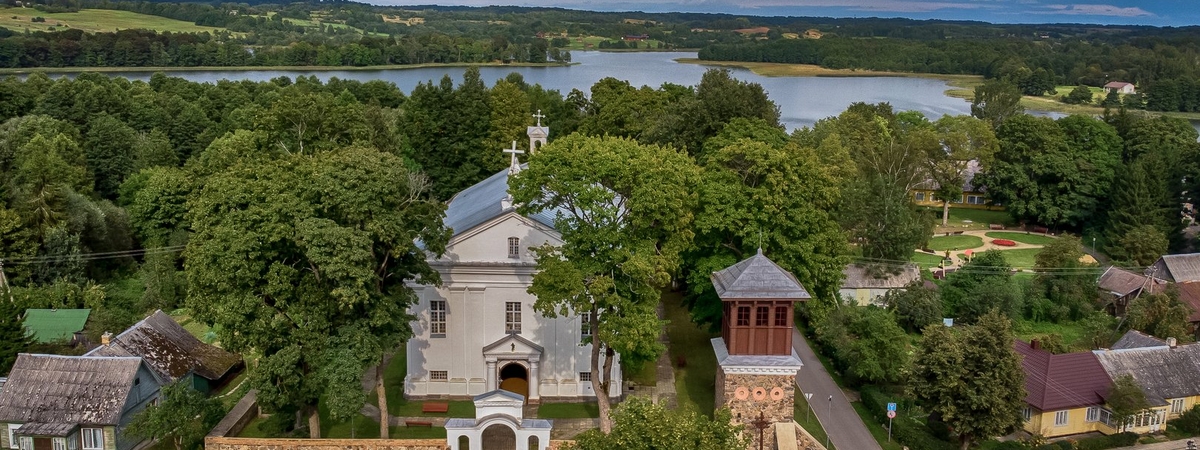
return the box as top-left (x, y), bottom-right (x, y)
top-left (22, 309), bottom-right (91, 343)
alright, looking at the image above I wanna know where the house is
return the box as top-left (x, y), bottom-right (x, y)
top-left (1103, 82), bottom-right (1136, 95)
top-left (22, 309), bottom-right (90, 345)
top-left (1093, 337), bottom-right (1200, 432)
top-left (733, 27), bottom-right (770, 35)
top-left (622, 34), bottom-right (649, 41)
top-left (1149, 253), bottom-right (1200, 283)
top-left (86, 310), bottom-right (243, 393)
top-left (911, 160), bottom-right (1001, 210)
top-left (0, 354), bottom-right (162, 450)
top-left (1097, 266), bottom-right (1168, 315)
top-left (406, 119), bottom-right (621, 403)
top-left (1014, 340), bottom-right (1116, 438)
top-left (840, 264), bottom-right (920, 306)
top-left (1111, 330), bottom-right (1166, 350)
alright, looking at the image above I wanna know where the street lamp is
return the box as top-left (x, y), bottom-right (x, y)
top-left (826, 395), bottom-right (833, 449)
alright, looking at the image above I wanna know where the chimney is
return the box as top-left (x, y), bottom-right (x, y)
top-left (1168, 337), bottom-right (1178, 348)
top-left (101, 332), bottom-right (112, 346)
top-left (1031, 339), bottom-right (1041, 350)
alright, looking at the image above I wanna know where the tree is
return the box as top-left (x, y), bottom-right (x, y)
top-left (941, 250), bottom-right (1022, 322)
top-left (1107, 374), bottom-right (1150, 432)
top-left (841, 176), bottom-right (933, 263)
top-left (815, 306), bottom-right (909, 384)
top-left (0, 299), bottom-right (33, 374)
top-left (131, 129), bottom-right (178, 170)
top-left (685, 132), bottom-right (848, 328)
top-left (1126, 291), bottom-right (1192, 342)
top-left (1063, 85), bottom-right (1095, 105)
top-left (910, 311), bottom-right (1025, 450)
top-left (482, 79), bottom-right (532, 170)
top-left (127, 381), bottom-right (224, 450)
top-left (971, 80), bottom-right (1024, 129)
top-left (83, 113), bottom-right (137, 199)
top-left (185, 146), bottom-right (450, 437)
top-left (926, 115), bottom-right (999, 225)
top-left (652, 69), bottom-right (781, 155)
top-left (567, 398), bottom-right (746, 450)
top-left (885, 281), bottom-right (943, 333)
top-left (1029, 235), bottom-right (1096, 322)
top-left (1105, 156), bottom-right (1177, 263)
top-left (1115, 225), bottom-right (1168, 267)
top-left (510, 134), bottom-right (699, 433)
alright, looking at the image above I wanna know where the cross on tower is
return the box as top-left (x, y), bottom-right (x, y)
top-left (532, 109), bottom-right (545, 127)
top-left (504, 140), bottom-right (525, 174)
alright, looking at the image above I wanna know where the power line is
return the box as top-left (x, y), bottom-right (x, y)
top-left (0, 246), bottom-right (186, 266)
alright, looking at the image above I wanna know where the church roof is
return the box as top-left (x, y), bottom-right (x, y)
top-left (443, 166), bottom-right (560, 237)
top-left (711, 249), bottom-right (810, 300)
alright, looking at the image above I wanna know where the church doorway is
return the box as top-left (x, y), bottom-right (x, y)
top-left (498, 362), bottom-right (529, 400)
top-left (481, 424), bottom-right (516, 450)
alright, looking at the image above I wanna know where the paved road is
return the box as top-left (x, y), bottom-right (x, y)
top-left (793, 328), bottom-right (883, 450)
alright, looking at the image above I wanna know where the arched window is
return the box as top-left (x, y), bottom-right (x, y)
top-left (529, 435), bottom-right (541, 450)
top-left (457, 435), bottom-right (469, 450)
top-left (508, 237), bottom-right (521, 258)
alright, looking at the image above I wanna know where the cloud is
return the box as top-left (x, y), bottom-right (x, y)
top-left (1035, 3), bottom-right (1154, 16)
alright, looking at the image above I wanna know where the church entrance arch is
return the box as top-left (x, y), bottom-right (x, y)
top-left (481, 423), bottom-right (517, 450)
top-left (498, 362), bottom-right (529, 399)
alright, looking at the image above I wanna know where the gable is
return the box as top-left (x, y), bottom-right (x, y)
top-left (439, 212), bottom-right (561, 264)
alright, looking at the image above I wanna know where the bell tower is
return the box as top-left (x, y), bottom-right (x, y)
top-left (710, 249), bottom-right (808, 450)
top-left (527, 109), bottom-right (548, 153)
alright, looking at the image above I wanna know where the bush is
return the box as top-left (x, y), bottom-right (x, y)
top-left (1170, 405), bottom-right (1200, 435)
top-left (988, 441), bottom-right (1029, 450)
top-left (1034, 441), bottom-right (1074, 450)
top-left (1074, 432), bottom-right (1139, 450)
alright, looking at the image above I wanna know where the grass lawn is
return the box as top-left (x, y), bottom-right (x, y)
top-left (664, 290), bottom-right (718, 417)
top-left (911, 251), bottom-right (947, 268)
top-left (795, 391), bottom-right (834, 449)
top-left (852, 402), bottom-right (905, 450)
top-left (537, 402), bottom-right (600, 418)
top-left (370, 346), bottom-right (476, 418)
top-left (625, 359), bottom-right (657, 387)
top-left (1014, 320), bottom-right (1089, 350)
top-left (925, 207), bottom-right (1014, 231)
top-left (0, 7), bottom-right (225, 33)
top-left (1000, 248), bottom-right (1043, 269)
top-left (984, 232), bottom-right (1057, 245)
top-left (927, 235), bottom-right (984, 252)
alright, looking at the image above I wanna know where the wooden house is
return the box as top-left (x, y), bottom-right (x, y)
top-left (0, 354), bottom-right (162, 450)
top-left (1094, 336), bottom-right (1200, 432)
top-left (1014, 340), bottom-right (1116, 438)
top-left (839, 263), bottom-right (920, 306)
top-left (1149, 253), bottom-right (1200, 283)
top-left (86, 310), bottom-right (242, 394)
top-left (1103, 82), bottom-right (1136, 95)
top-left (1097, 266), bottom-right (1168, 315)
top-left (911, 160), bottom-right (1001, 211)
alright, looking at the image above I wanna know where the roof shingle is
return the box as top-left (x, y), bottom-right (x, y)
top-left (86, 310), bottom-right (241, 382)
top-left (0, 354), bottom-right (144, 425)
top-left (1094, 344), bottom-right (1200, 406)
top-left (711, 249), bottom-right (810, 300)
top-left (1014, 340), bottom-right (1111, 411)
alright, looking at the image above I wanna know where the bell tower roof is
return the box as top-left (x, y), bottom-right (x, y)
top-left (711, 251), bottom-right (810, 301)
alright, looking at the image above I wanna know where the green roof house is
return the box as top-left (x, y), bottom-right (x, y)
top-left (22, 309), bottom-right (91, 344)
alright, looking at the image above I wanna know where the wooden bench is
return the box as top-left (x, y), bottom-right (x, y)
top-left (989, 223), bottom-right (1005, 230)
top-left (405, 420), bottom-right (433, 427)
top-left (422, 402), bottom-right (450, 414)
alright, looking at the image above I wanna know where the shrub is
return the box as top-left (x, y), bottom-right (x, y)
top-left (1170, 405), bottom-right (1200, 435)
top-left (989, 441), bottom-right (1030, 450)
top-left (1074, 433), bottom-right (1139, 450)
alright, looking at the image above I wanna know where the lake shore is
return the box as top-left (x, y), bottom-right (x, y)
top-left (0, 61), bottom-right (573, 75)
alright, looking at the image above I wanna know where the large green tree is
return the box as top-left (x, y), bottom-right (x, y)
top-left (814, 306), bottom-right (909, 384)
top-left (567, 398), bottom-right (745, 450)
top-left (885, 281), bottom-right (943, 333)
top-left (652, 69), bottom-right (781, 155)
top-left (970, 80), bottom-right (1024, 129)
top-left (1104, 156), bottom-right (1177, 264)
top-left (185, 146), bottom-right (450, 437)
top-left (910, 311), bottom-right (1025, 450)
top-left (1126, 291), bottom-right (1193, 342)
top-left (128, 381), bottom-right (224, 450)
top-left (1107, 374), bottom-right (1151, 432)
top-left (925, 115), bottom-right (999, 225)
top-left (510, 134), bottom-right (699, 433)
top-left (0, 299), bottom-right (33, 374)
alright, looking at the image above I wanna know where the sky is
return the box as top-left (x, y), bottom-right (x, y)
top-left (374, 0), bottom-right (1199, 27)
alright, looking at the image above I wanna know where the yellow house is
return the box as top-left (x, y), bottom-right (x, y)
top-left (911, 160), bottom-right (1004, 211)
top-left (1094, 333), bottom-right (1200, 433)
top-left (1015, 340), bottom-right (1117, 438)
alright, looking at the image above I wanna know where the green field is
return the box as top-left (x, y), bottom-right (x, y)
top-left (911, 251), bottom-right (947, 267)
top-left (0, 7), bottom-right (225, 33)
top-left (1001, 248), bottom-right (1043, 269)
top-left (370, 347), bottom-right (476, 418)
top-left (923, 207), bottom-right (1014, 231)
top-left (984, 232), bottom-right (1057, 245)
top-left (927, 235), bottom-right (984, 252)
top-left (538, 402), bottom-right (600, 418)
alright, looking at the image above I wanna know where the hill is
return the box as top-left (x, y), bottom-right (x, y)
top-left (0, 7), bottom-right (225, 34)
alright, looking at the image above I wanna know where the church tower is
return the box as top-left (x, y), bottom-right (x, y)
top-left (527, 110), bottom-right (548, 153)
top-left (710, 249), bottom-right (808, 450)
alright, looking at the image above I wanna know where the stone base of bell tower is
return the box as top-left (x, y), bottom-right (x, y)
top-left (712, 338), bottom-right (804, 450)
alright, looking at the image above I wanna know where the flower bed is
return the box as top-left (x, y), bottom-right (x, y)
top-left (992, 239), bottom-right (1017, 247)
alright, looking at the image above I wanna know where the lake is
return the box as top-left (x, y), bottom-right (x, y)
top-left (83, 51), bottom-right (991, 130)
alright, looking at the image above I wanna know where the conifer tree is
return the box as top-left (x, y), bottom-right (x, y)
top-left (0, 300), bottom-right (33, 374)
top-left (1105, 156), bottom-right (1176, 263)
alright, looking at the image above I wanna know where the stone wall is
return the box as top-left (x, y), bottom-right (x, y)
top-left (204, 437), bottom-right (576, 450)
top-left (208, 390), bottom-right (259, 438)
top-left (717, 371), bottom-right (798, 450)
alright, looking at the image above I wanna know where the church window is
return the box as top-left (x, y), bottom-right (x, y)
top-left (430, 371), bottom-right (448, 381)
top-left (579, 372), bottom-right (591, 382)
top-left (506, 302), bottom-right (522, 333)
top-left (736, 306), bottom-right (750, 326)
top-left (508, 237), bottom-right (521, 258)
top-left (580, 312), bottom-right (593, 338)
top-left (775, 306), bottom-right (788, 326)
top-left (755, 306), bottom-right (769, 326)
top-left (430, 300), bottom-right (446, 336)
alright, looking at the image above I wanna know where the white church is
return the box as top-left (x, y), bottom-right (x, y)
top-left (405, 113), bottom-right (622, 402)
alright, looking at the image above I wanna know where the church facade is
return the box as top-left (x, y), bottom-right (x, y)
top-left (405, 117), bottom-right (622, 402)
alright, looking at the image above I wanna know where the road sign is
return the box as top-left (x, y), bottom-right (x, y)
top-left (887, 410), bottom-right (897, 419)
top-left (805, 393), bottom-right (813, 400)
top-left (887, 402), bottom-right (897, 412)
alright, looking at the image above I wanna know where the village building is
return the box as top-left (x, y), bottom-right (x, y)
top-left (911, 160), bottom-right (1000, 210)
top-left (1103, 82), bottom-right (1136, 95)
top-left (710, 249), bottom-right (813, 450)
top-left (1013, 339), bottom-right (1115, 438)
top-left (1149, 253), bottom-right (1200, 283)
top-left (406, 117), bottom-right (621, 403)
top-left (22, 309), bottom-right (90, 346)
top-left (0, 354), bottom-right (162, 450)
top-left (86, 310), bottom-right (243, 394)
top-left (839, 263), bottom-right (921, 306)
top-left (1097, 266), bottom-right (1168, 315)
top-left (1093, 336), bottom-right (1200, 432)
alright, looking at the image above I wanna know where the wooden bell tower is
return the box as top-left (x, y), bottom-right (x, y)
top-left (710, 248), bottom-right (810, 450)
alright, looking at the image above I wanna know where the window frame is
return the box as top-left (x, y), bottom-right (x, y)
top-left (1054, 410), bottom-right (1069, 426)
top-left (505, 302), bottom-right (522, 334)
top-left (580, 311), bottom-right (593, 338)
top-left (430, 370), bottom-right (448, 382)
top-left (1172, 398), bottom-right (1185, 414)
top-left (914, 192), bottom-right (925, 201)
top-left (81, 428), bottom-right (103, 450)
top-left (1086, 406), bottom-right (1099, 422)
top-left (52, 439), bottom-right (65, 450)
top-left (755, 306), bottom-right (769, 326)
top-left (17, 438), bottom-right (30, 450)
top-left (774, 306), bottom-right (788, 327)
top-left (7, 424), bottom-right (19, 450)
top-left (1021, 407), bottom-right (1031, 422)
top-left (579, 372), bottom-right (592, 382)
top-left (736, 306), bottom-right (750, 326)
top-left (430, 300), bottom-right (447, 336)
top-left (507, 237), bottom-right (521, 259)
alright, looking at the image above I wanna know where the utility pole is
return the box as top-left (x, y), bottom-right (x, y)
top-left (826, 395), bottom-right (833, 449)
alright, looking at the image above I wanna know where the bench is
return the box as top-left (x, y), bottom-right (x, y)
top-left (405, 420), bottom-right (433, 428)
top-left (989, 223), bottom-right (1005, 230)
top-left (422, 402), bottom-right (450, 414)
top-left (676, 355), bottom-right (687, 368)
top-left (951, 231), bottom-right (965, 235)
